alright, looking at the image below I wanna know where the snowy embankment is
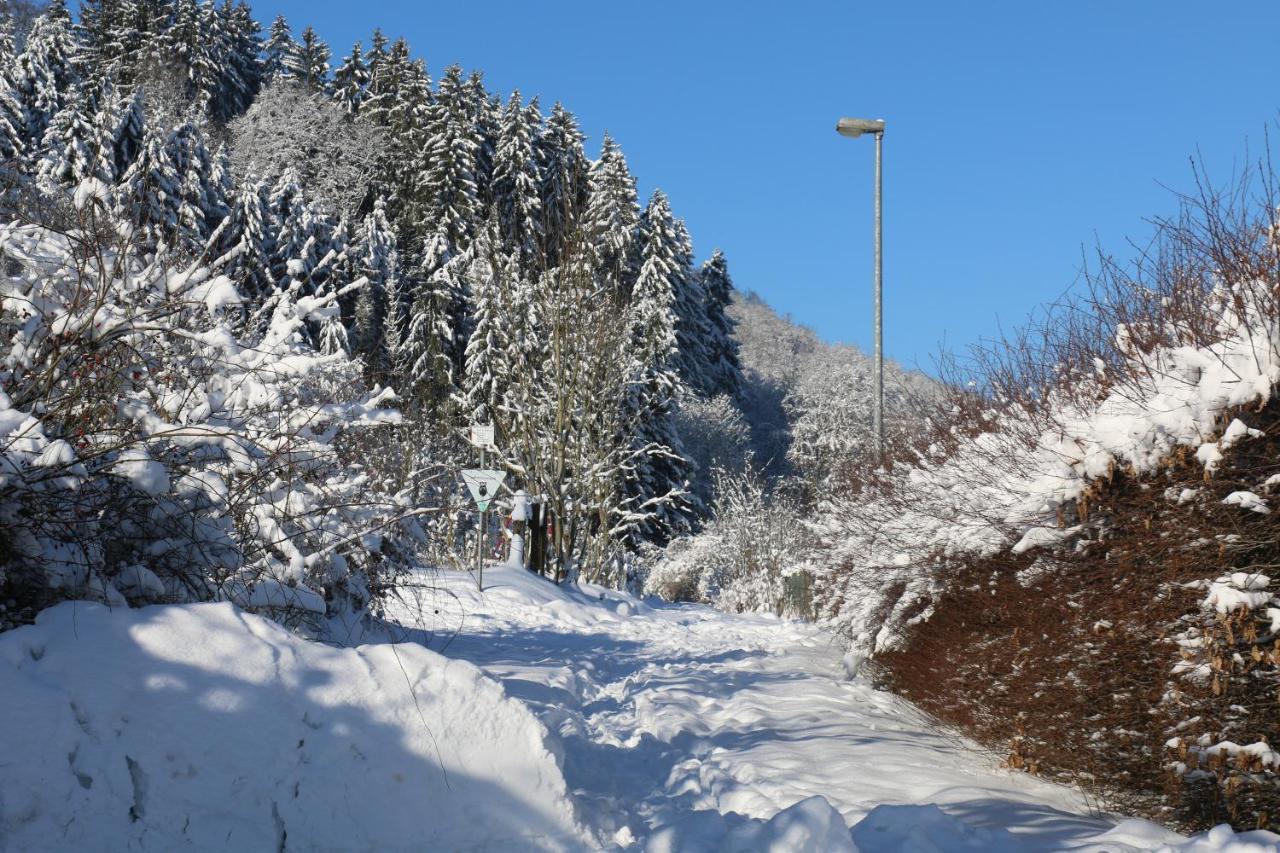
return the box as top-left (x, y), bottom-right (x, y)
top-left (816, 283), bottom-right (1280, 661)
top-left (0, 601), bottom-right (587, 852)
top-left (3, 567), bottom-right (1278, 851)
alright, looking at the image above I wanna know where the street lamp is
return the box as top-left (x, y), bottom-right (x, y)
top-left (835, 116), bottom-right (885, 465)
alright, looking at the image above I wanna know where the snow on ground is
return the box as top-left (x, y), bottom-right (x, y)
top-left (2, 569), bottom-right (1278, 851)
top-left (0, 601), bottom-right (588, 852)
top-left (375, 565), bottom-right (1280, 852)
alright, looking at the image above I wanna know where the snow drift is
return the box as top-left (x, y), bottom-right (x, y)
top-left (0, 601), bottom-right (590, 851)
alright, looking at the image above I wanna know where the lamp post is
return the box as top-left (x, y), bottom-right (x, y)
top-left (835, 116), bottom-right (885, 465)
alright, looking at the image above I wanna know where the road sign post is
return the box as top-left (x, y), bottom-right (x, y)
top-left (461, 467), bottom-right (506, 590)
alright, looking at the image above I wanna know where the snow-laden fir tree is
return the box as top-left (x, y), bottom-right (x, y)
top-left (698, 249), bottom-right (743, 398)
top-left (262, 14), bottom-right (299, 83)
top-left (218, 175), bottom-right (275, 301)
top-left (418, 65), bottom-right (480, 252)
top-left (351, 196), bottom-right (400, 378)
top-left (584, 133), bottom-right (639, 295)
top-left (295, 25), bottom-right (329, 91)
top-left (11, 0), bottom-right (78, 146)
top-left (667, 214), bottom-right (714, 396)
top-left (493, 90), bottom-right (542, 272)
top-left (621, 190), bottom-right (696, 543)
top-left (34, 84), bottom-right (100, 192)
top-left (332, 40), bottom-right (368, 116)
top-left (461, 213), bottom-right (518, 425)
top-left (116, 119), bottom-right (180, 243)
top-left (0, 21), bottom-right (26, 160)
top-left (468, 70), bottom-right (498, 211)
top-left (536, 102), bottom-right (589, 268)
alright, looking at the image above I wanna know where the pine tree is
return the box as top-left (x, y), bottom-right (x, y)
top-left (218, 176), bottom-right (274, 300)
top-left (665, 212), bottom-right (713, 395)
top-left (262, 15), bottom-right (299, 83)
top-left (295, 26), bottom-right (330, 91)
top-left (351, 197), bottom-right (399, 376)
top-left (117, 120), bottom-right (181, 243)
top-left (461, 214), bottom-right (516, 424)
top-left (584, 133), bottom-right (639, 294)
top-left (419, 65), bottom-right (480, 252)
top-left (13, 0), bottom-right (79, 147)
top-left (698, 249), bottom-right (743, 398)
top-left (536, 102), bottom-right (589, 268)
top-left (622, 189), bottom-right (695, 543)
top-left (493, 90), bottom-right (542, 272)
top-left (332, 41), bottom-right (368, 117)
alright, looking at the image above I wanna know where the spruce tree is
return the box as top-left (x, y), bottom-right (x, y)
top-left (622, 189), bottom-right (695, 543)
top-left (13, 0), bottom-right (79, 147)
top-left (295, 26), bottom-right (330, 91)
top-left (332, 41), bottom-right (368, 117)
top-left (584, 133), bottom-right (639, 295)
top-left (698, 249), bottom-right (743, 398)
top-left (34, 84), bottom-right (98, 191)
top-left (665, 212), bottom-right (713, 395)
top-left (536, 102), bottom-right (589, 268)
top-left (262, 15), bottom-right (299, 83)
top-left (461, 214), bottom-right (515, 424)
top-left (351, 196), bottom-right (399, 377)
top-left (117, 120), bottom-right (181, 243)
top-left (493, 90), bottom-right (542, 272)
top-left (218, 176), bottom-right (275, 301)
top-left (419, 65), bottom-right (480, 252)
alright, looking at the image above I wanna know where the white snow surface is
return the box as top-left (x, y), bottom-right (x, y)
top-left (0, 600), bottom-right (588, 852)
top-left (372, 566), bottom-right (1278, 852)
top-left (4, 568), bottom-right (1278, 851)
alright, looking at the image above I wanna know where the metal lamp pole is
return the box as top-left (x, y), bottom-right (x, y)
top-left (835, 116), bottom-right (886, 465)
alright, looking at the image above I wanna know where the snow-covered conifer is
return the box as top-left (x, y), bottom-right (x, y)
top-left (536, 102), bottom-right (589, 267)
top-left (699, 249), bottom-right (743, 398)
top-left (493, 90), bottom-right (542, 272)
top-left (584, 133), bottom-right (639, 294)
top-left (262, 15), bottom-right (299, 83)
top-left (332, 41), bottom-right (368, 116)
top-left (295, 26), bottom-right (330, 91)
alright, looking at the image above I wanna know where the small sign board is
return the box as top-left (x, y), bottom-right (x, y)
top-left (461, 469), bottom-right (506, 511)
top-left (469, 423), bottom-right (495, 449)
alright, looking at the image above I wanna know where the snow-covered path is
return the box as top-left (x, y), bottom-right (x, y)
top-left (384, 565), bottom-right (1261, 852)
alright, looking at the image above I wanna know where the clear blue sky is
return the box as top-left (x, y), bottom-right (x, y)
top-left (257, 0), bottom-right (1280, 372)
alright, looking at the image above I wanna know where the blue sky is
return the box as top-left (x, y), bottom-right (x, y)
top-left (257, 0), bottom-right (1280, 372)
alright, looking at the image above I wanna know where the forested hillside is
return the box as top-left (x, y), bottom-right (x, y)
top-left (0, 0), bottom-right (768, 623)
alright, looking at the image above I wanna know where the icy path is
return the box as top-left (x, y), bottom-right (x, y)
top-left (384, 565), bottom-right (1272, 852)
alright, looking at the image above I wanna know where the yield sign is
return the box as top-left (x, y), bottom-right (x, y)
top-left (461, 469), bottom-right (506, 511)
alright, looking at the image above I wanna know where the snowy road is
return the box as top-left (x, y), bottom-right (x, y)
top-left (385, 565), bottom-right (1256, 852)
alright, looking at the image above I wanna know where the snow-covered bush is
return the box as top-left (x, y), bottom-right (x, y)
top-left (673, 392), bottom-right (750, 508)
top-left (645, 467), bottom-right (809, 614)
top-left (0, 181), bottom-right (421, 627)
top-left (228, 80), bottom-right (384, 216)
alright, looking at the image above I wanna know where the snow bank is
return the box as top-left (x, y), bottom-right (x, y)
top-left (0, 602), bottom-right (590, 852)
top-left (815, 282), bottom-right (1280, 659)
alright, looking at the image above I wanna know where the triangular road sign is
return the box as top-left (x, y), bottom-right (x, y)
top-left (461, 469), bottom-right (506, 511)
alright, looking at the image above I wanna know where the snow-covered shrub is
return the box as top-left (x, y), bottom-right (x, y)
top-left (1166, 571), bottom-right (1280, 829)
top-left (645, 467), bottom-right (809, 614)
top-left (228, 81), bottom-right (384, 216)
top-left (0, 181), bottom-right (421, 627)
top-left (673, 393), bottom-right (750, 509)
